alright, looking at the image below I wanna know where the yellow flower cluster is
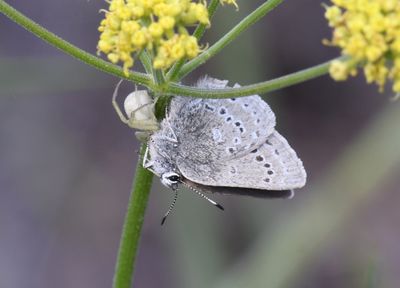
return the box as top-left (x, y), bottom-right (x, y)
top-left (324, 0), bottom-right (400, 92)
top-left (98, 0), bottom-right (238, 74)
top-left (98, 0), bottom-right (210, 74)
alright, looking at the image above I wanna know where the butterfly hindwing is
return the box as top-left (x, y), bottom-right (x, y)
top-left (177, 131), bottom-right (306, 191)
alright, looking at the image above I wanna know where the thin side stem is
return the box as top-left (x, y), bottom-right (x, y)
top-left (0, 0), bottom-right (153, 88)
top-left (139, 50), bottom-right (154, 75)
top-left (113, 144), bottom-right (154, 288)
top-left (164, 57), bottom-right (341, 98)
top-left (177, 0), bottom-right (284, 79)
top-left (153, 69), bottom-right (166, 86)
top-left (166, 0), bottom-right (220, 82)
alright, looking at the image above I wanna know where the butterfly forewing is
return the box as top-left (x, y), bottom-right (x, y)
top-left (168, 83), bottom-right (276, 169)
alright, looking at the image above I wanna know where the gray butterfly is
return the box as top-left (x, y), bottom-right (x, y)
top-left (143, 77), bottom-right (306, 223)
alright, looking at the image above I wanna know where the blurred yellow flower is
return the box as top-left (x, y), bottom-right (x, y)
top-left (324, 0), bottom-right (400, 93)
top-left (98, 0), bottom-right (239, 75)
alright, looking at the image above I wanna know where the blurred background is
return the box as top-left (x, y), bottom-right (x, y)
top-left (1, 0), bottom-right (400, 287)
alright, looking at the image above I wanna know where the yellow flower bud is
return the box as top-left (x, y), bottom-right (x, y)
top-left (118, 32), bottom-right (131, 50)
top-left (153, 58), bottom-right (166, 69)
top-left (121, 21), bottom-right (140, 33)
top-left (347, 14), bottom-right (364, 32)
top-left (171, 44), bottom-right (185, 60)
top-left (130, 6), bottom-right (145, 18)
top-left (123, 57), bottom-right (134, 76)
top-left (98, 39), bottom-right (113, 53)
top-left (159, 16), bottom-right (175, 30)
top-left (325, 6), bottom-right (342, 27)
top-left (329, 60), bottom-right (349, 81)
top-left (193, 3), bottom-right (210, 25)
top-left (382, 0), bottom-right (397, 12)
top-left (149, 22), bottom-right (163, 38)
top-left (184, 36), bottom-right (200, 58)
top-left (109, 0), bottom-right (124, 12)
top-left (107, 14), bottom-right (121, 30)
top-left (108, 53), bottom-right (120, 63)
top-left (365, 46), bottom-right (383, 62)
top-left (116, 6), bottom-right (132, 20)
top-left (182, 3), bottom-right (209, 25)
top-left (131, 30), bottom-right (147, 47)
top-left (392, 38), bottom-right (400, 54)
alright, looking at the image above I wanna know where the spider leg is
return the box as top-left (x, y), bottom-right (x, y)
top-left (112, 80), bottom-right (129, 124)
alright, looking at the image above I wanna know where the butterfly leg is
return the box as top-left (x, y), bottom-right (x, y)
top-left (142, 145), bottom-right (157, 175)
top-left (162, 116), bottom-right (178, 142)
top-left (142, 145), bottom-right (150, 167)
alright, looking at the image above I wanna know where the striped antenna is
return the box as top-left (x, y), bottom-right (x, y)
top-left (161, 190), bottom-right (178, 225)
top-left (184, 183), bottom-right (224, 211)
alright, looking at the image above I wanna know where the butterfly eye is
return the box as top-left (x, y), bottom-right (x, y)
top-left (167, 174), bottom-right (180, 182)
top-left (161, 172), bottom-right (181, 190)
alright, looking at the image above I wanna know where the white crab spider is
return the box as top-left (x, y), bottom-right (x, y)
top-left (112, 80), bottom-right (159, 141)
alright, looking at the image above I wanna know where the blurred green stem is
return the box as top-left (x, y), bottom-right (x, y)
top-left (214, 103), bottom-right (400, 288)
top-left (113, 144), bottom-right (153, 288)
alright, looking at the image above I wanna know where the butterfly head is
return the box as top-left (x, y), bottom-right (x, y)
top-left (161, 171), bottom-right (181, 190)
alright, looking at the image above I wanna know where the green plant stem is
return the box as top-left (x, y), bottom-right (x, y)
top-left (164, 57), bottom-right (341, 98)
top-left (166, 0), bottom-right (220, 82)
top-left (0, 0), bottom-right (152, 88)
top-left (113, 144), bottom-right (154, 288)
top-left (176, 0), bottom-right (284, 79)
